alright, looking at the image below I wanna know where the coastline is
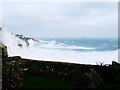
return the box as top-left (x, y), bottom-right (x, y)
top-left (0, 29), bottom-right (118, 65)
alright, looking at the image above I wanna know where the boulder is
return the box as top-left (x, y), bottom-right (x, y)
top-left (0, 45), bottom-right (8, 58)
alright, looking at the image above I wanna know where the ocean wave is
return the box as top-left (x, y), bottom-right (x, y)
top-left (0, 29), bottom-right (118, 65)
top-left (38, 40), bottom-right (95, 50)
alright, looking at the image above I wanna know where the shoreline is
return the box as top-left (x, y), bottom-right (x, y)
top-left (15, 57), bottom-right (99, 66)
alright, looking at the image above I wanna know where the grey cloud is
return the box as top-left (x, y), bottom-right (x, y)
top-left (2, 2), bottom-right (118, 38)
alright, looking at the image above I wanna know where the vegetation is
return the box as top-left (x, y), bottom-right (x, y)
top-left (2, 56), bottom-right (24, 88)
top-left (1, 45), bottom-right (120, 89)
top-left (24, 75), bottom-right (74, 88)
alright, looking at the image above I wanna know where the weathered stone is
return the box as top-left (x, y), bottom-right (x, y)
top-left (0, 45), bottom-right (8, 58)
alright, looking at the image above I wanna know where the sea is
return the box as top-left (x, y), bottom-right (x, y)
top-left (0, 30), bottom-right (119, 65)
top-left (37, 38), bottom-right (118, 52)
top-left (30, 38), bottom-right (119, 65)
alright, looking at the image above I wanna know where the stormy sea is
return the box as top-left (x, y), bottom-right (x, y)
top-left (0, 29), bottom-right (119, 65)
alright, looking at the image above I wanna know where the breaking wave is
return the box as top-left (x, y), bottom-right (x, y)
top-left (37, 40), bottom-right (96, 50)
top-left (0, 29), bottom-right (118, 65)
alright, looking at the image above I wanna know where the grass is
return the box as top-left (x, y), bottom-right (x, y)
top-left (23, 75), bottom-right (74, 88)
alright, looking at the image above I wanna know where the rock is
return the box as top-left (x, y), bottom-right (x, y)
top-left (18, 44), bottom-right (23, 48)
top-left (0, 45), bottom-right (8, 58)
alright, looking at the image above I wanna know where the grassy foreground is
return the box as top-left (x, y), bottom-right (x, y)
top-left (24, 75), bottom-right (74, 88)
top-left (1, 45), bottom-right (120, 89)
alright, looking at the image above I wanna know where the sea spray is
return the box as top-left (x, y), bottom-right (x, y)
top-left (0, 29), bottom-right (31, 56)
top-left (0, 29), bottom-right (118, 64)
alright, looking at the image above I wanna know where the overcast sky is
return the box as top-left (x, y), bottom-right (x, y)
top-left (1, 2), bottom-right (118, 38)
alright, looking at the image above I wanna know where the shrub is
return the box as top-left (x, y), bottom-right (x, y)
top-left (108, 61), bottom-right (120, 85)
top-left (81, 68), bottom-right (104, 88)
top-left (2, 57), bottom-right (24, 89)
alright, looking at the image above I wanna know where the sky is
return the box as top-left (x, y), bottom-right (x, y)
top-left (1, 2), bottom-right (118, 38)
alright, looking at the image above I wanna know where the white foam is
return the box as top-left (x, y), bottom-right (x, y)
top-left (0, 30), bottom-right (32, 56)
top-left (39, 40), bottom-right (95, 50)
top-left (0, 30), bottom-right (118, 65)
top-left (19, 48), bottom-right (118, 65)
